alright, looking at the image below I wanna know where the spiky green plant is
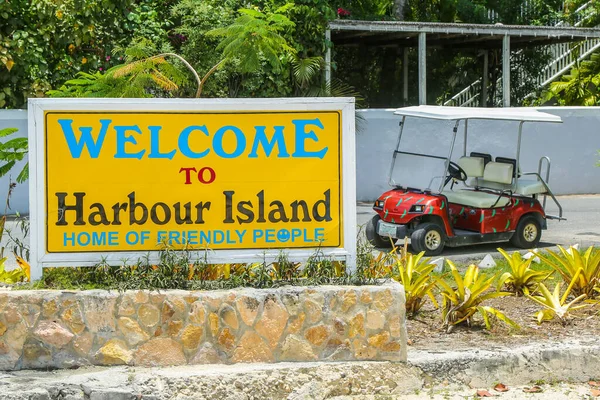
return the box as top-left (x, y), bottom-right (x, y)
top-left (525, 269), bottom-right (588, 325)
top-left (438, 261), bottom-right (518, 333)
top-left (535, 246), bottom-right (600, 298)
top-left (390, 245), bottom-right (440, 317)
top-left (0, 258), bottom-right (27, 284)
top-left (496, 248), bottom-right (551, 296)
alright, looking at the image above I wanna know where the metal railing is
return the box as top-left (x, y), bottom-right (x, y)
top-left (443, 0), bottom-right (597, 107)
top-left (488, 1), bottom-right (565, 24)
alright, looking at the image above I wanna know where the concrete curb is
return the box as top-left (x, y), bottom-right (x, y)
top-left (1, 339), bottom-right (599, 399)
top-left (409, 337), bottom-right (600, 388)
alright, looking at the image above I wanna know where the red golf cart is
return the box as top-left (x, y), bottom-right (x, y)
top-left (366, 106), bottom-right (565, 256)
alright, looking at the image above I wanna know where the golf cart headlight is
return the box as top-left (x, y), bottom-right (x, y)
top-left (410, 205), bottom-right (425, 213)
top-left (374, 200), bottom-right (384, 208)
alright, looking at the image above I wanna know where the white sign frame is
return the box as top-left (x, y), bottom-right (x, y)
top-left (28, 98), bottom-right (356, 281)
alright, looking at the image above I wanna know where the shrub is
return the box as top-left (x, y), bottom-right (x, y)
top-left (438, 261), bottom-right (518, 333)
top-left (0, 258), bottom-right (27, 284)
top-left (390, 241), bottom-right (439, 317)
top-left (496, 248), bottom-right (551, 296)
top-left (0, 128), bottom-right (28, 183)
top-left (535, 246), bottom-right (600, 298)
top-left (525, 269), bottom-right (588, 325)
top-left (24, 243), bottom-right (386, 291)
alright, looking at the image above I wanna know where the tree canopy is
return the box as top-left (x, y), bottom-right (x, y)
top-left (1, 0), bottom-right (598, 108)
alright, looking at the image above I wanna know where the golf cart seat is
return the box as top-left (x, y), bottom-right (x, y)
top-left (515, 178), bottom-right (547, 196)
top-left (471, 159), bottom-right (548, 196)
top-left (442, 160), bottom-right (512, 208)
top-left (443, 190), bottom-right (511, 208)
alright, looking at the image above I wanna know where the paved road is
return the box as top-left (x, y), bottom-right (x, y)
top-left (358, 194), bottom-right (600, 262)
top-left (1, 195), bottom-right (599, 269)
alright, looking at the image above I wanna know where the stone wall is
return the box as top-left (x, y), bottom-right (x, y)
top-left (0, 282), bottom-right (406, 370)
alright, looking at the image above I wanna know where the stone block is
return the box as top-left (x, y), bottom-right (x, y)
top-left (219, 304), bottom-right (239, 330)
top-left (89, 390), bottom-right (136, 400)
top-left (231, 332), bottom-right (273, 363)
top-left (305, 325), bottom-right (330, 346)
top-left (341, 290), bottom-right (357, 312)
top-left (138, 303), bottom-right (160, 327)
top-left (236, 296), bottom-right (260, 326)
top-left (191, 343), bottom-right (222, 364)
top-left (366, 310), bottom-right (385, 331)
top-left (181, 325), bottom-right (203, 351)
top-left (348, 313), bottom-right (365, 338)
top-left (188, 301), bottom-right (206, 325)
top-left (34, 321), bottom-right (74, 348)
top-left (280, 335), bottom-right (317, 361)
top-left (95, 339), bottom-right (132, 365)
top-left (254, 296), bottom-right (288, 348)
top-left (117, 317), bottom-right (149, 346)
top-left (134, 338), bottom-right (186, 367)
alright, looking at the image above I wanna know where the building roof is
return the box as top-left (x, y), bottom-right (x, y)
top-left (329, 20), bottom-right (600, 49)
top-left (393, 105), bottom-right (563, 123)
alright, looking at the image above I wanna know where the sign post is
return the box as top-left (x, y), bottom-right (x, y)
top-left (28, 98), bottom-right (356, 280)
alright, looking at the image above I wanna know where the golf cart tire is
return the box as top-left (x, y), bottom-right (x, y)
top-left (366, 215), bottom-right (394, 248)
top-left (510, 214), bottom-right (542, 249)
top-left (411, 222), bottom-right (445, 256)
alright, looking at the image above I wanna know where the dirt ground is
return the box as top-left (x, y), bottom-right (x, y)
top-left (406, 293), bottom-right (600, 351)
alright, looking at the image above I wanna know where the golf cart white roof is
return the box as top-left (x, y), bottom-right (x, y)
top-left (394, 105), bottom-right (562, 123)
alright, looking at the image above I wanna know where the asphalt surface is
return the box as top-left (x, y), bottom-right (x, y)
top-left (1, 195), bottom-right (599, 269)
top-left (359, 194), bottom-right (600, 262)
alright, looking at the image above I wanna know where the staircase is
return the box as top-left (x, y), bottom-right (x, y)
top-left (443, 1), bottom-right (599, 107)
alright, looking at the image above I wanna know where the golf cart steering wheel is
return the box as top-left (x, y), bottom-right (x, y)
top-left (445, 161), bottom-right (468, 186)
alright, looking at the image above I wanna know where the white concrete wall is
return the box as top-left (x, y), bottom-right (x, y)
top-left (1, 107), bottom-right (600, 214)
top-left (356, 107), bottom-right (600, 201)
top-left (0, 110), bottom-right (28, 215)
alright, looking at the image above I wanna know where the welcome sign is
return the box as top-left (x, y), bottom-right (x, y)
top-left (29, 98), bottom-right (356, 280)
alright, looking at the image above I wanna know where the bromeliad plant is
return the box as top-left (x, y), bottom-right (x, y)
top-left (438, 261), bottom-right (518, 333)
top-left (0, 258), bottom-right (28, 284)
top-left (390, 241), bottom-right (439, 317)
top-left (496, 248), bottom-right (551, 296)
top-left (535, 246), bottom-right (600, 298)
top-left (525, 269), bottom-right (588, 325)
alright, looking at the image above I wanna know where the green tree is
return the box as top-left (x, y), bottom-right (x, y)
top-left (51, 5), bottom-right (302, 99)
top-left (0, 127), bottom-right (28, 183)
top-left (207, 6), bottom-right (296, 74)
top-left (48, 39), bottom-right (191, 98)
top-left (0, 0), bottom-right (174, 108)
top-left (541, 52), bottom-right (600, 106)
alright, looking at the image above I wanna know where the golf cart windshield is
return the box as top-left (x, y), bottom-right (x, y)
top-left (388, 106), bottom-right (562, 193)
top-left (387, 118), bottom-right (458, 192)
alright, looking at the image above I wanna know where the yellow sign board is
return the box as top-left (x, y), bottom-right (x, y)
top-left (29, 98), bottom-right (356, 280)
top-left (44, 110), bottom-right (342, 252)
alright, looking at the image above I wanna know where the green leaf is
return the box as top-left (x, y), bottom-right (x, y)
top-left (0, 161), bottom-right (16, 178)
top-left (0, 128), bottom-right (18, 138)
top-left (16, 162), bottom-right (28, 184)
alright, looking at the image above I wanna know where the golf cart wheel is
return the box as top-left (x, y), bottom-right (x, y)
top-left (411, 222), bottom-right (445, 256)
top-left (366, 215), bottom-right (395, 248)
top-left (510, 215), bottom-right (542, 249)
